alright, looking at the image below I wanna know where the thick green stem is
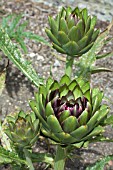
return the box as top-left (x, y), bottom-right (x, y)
top-left (65, 56), bottom-right (74, 77)
top-left (54, 145), bottom-right (66, 170)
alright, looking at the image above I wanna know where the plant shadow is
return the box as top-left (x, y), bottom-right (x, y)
top-left (65, 148), bottom-right (103, 170)
top-left (0, 57), bottom-right (35, 98)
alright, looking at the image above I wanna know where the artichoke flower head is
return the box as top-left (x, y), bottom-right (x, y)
top-left (30, 75), bottom-right (109, 146)
top-left (4, 111), bottom-right (39, 149)
top-left (46, 7), bottom-right (100, 57)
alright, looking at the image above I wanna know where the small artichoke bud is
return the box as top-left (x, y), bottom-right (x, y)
top-left (30, 75), bottom-right (109, 146)
top-left (46, 7), bottom-right (99, 57)
top-left (4, 111), bottom-right (40, 149)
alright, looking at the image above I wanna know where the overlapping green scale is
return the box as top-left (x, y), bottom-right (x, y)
top-left (30, 75), bottom-right (109, 146)
top-left (4, 111), bottom-right (40, 148)
top-left (46, 7), bottom-right (100, 57)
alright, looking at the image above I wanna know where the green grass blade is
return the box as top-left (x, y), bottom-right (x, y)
top-left (0, 28), bottom-right (43, 87)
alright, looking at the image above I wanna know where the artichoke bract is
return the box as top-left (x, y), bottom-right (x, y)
top-left (30, 75), bottom-right (109, 146)
top-left (46, 7), bottom-right (100, 57)
top-left (4, 111), bottom-right (39, 148)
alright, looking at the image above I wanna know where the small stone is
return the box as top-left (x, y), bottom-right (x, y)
top-left (36, 54), bottom-right (44, 61)
top-left (29, 52), bottom-right (36, 58)
top-left (53, 59), bottom-right (61, 67)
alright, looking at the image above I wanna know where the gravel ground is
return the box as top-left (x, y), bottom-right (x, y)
top-left (0, 0), bottom-right (113, 169)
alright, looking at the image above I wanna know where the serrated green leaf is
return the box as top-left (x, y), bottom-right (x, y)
top-left (2, 15), bottom-right (13, 29)
top-left (0, 28), bottom-right (43, 87)
top-left (16, 37), bottom-right (27, 53)
top-left (8, 15), bottom-right (22, 35)
top-left (2, 14), bottom-right (50, 54)
top-left (23, 31), bottom-right (50, 46)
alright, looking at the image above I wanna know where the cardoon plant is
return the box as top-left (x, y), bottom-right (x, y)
top-left (30, 75), bottom-right (110, 169)
top-left (0, 4), bottom-right (113, 170)
top-left (46, 7), bottom-right (100, 77)
top-left (3, 111), bottom-right (40, 149)
top-left (46, 7), bottom-right (99, 57)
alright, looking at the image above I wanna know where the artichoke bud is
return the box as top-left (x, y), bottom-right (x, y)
top-left (46, 7), bottom-right (99, 57)
top-left (4, 111), bottom-right (40, 148)
top-left (30, 75), bottom-right (109, 146)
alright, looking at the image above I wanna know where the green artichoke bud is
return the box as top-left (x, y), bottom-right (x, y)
top-left (30, 75), bottom-right (109, 146)
top-left (46, 7), bottom-right (100, 57)
top-left (4, 111), bottom-right (40, 148)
